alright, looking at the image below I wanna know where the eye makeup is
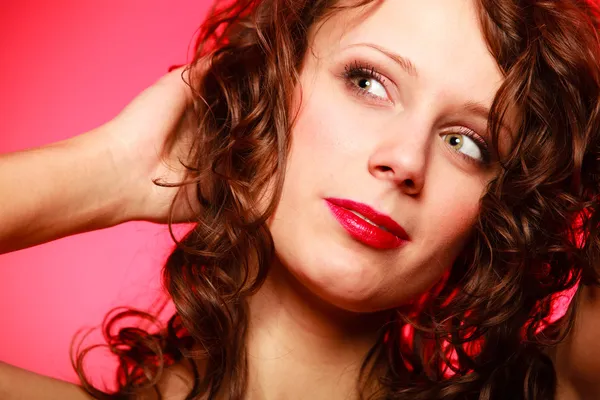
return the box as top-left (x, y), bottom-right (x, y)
top-left (338, 57), bottom-right (493, 166)
top-left (341, 60), bottom-right (394, 105)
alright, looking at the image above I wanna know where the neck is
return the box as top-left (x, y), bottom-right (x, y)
top-left (245, 261), bottom-right (389, 400)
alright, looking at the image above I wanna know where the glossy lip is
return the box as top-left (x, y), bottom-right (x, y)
top-left (325, 198), bottom-right (409, 250)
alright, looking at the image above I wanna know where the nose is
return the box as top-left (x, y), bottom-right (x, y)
top-left (367, 121), bottom-right (430, 196)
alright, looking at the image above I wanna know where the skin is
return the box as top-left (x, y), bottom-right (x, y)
top-left (268, 0), bottom-right (503, 314)
top-left (553, 285), bottom-right (600, 400)
top-left (246, 0), bottom-right (506, 398)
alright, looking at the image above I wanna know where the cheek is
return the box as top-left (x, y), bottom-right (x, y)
top-left (437, 196), bottom-right (479, 242)
top-left (278, 82), bottom-right (366, 212)
top-left (288, 63), bottom-right (386, 167)
top-left (385, 186), bottom-right (482, 310)
top-left (289, 82), bottom-right (359, 161)
top-left (422, 177), bottom-right (484, 265)
top-left (264, 79), bottom-right (339, 211)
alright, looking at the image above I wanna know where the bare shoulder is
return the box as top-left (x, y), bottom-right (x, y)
top-left (0, 359), bottom-right (198, 400)
top-left (136, 359), bottom-right (197, 400)
top-left (0, 362), bottom-right (92, 400)
top-left (553, 285), bottom-right (600, 399)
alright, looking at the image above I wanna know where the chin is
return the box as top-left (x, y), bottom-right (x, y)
top-left (314, 284), bottom-right (406, 314)
top-left (292, 254), bottom-right (406, 313)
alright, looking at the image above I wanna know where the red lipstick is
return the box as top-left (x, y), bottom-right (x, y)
top-left (325, 198), bottom-right (409, 250)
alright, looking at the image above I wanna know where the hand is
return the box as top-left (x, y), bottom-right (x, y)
top-left (101, 66), bottom-right (200, 224)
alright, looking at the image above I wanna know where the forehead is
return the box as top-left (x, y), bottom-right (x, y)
top-left (311, 0), bottom-right (504, 111)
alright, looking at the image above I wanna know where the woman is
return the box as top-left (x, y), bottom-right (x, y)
top-left (1, 0), bottom-right (599, 398)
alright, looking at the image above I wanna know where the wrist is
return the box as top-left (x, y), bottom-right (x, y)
top-left (94, 120), bottom-right (167, 224)
top-left (67, 126), bottom-right (136, 227)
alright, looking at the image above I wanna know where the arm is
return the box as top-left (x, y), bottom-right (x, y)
top-left (0, 362), bottom-right (93, 400)
top-left (0, 67), bottom-right (198, 254)
top-left (0, 67), bottom-right (201, 397)
top-left (0, 361), bottom-right (198, 400)
top-left (0, 129), bottom-right (128, 254)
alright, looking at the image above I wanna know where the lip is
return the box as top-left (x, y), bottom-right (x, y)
top-left (325, 198), bottom-right (409, 250)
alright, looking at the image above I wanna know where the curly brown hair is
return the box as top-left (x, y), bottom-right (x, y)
top-left (72, 0), bottom-right (600, 399)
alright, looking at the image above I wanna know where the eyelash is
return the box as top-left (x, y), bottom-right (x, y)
top-left (449, 127), bottom-right (492, 165)
top-left (342, 60), bottom-right (389, 102)
top-left (342, 60), bottom-right (491, 165)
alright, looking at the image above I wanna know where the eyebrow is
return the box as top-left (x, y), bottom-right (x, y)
top-left (463, 101), bottom-right (516, 143)
top-left (346, 43), bottom-right (515, 139)
top-left (463, 101), bottom-right (490, 121)
top-left (349, 42), bottom-right (419, 77)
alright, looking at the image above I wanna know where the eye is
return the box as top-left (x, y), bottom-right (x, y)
top-left (351, 75), bottom-right (387, 99)
top-left (343, 61), bottom-right (390, 102)
top-left (441, 130), bottom-right (490, 164)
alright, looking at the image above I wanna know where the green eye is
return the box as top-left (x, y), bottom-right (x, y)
top-left (344, 62), bottom-right (390, 102)
top-left (441, 133), bottom-right (484, 162)
top-left (444, 134), bottom-right (464, 151)
top-left (351, 76), bottom-right (387, 99)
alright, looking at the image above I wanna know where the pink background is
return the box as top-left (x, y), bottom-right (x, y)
top-left (0, 0), bottom-right (211, 386)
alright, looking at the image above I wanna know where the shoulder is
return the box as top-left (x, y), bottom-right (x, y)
top-left (0, 362), bottom-right (92, 400)
top-left (0, 359), bottom-right (198, 400)
top-left (136, 359), bottom-right (197, 400)
top-left (554, 285), bottom-right (600, 399)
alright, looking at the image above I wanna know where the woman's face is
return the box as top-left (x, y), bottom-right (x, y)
top-left (268, 0), bottom-right (505, 313)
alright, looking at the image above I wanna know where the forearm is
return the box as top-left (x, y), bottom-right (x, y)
top-left (0, 129), bottom-right (130, 254)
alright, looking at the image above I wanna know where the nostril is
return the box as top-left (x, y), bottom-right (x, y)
top-left (404, 179), bottom-right (415, 188)
top-left (378, 166), bottom-right (393, 173)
